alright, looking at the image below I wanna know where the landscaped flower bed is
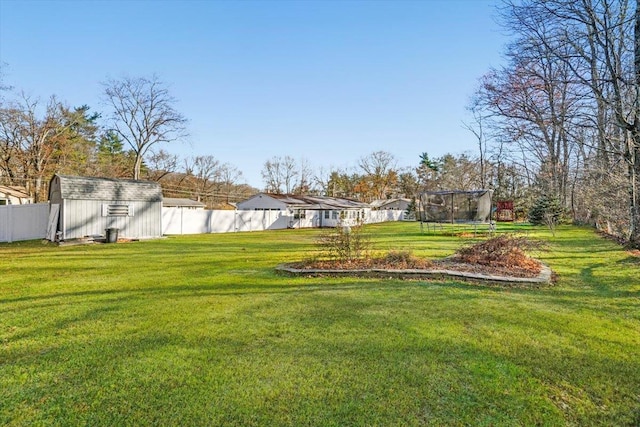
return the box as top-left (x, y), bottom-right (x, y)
top-left (280, 235), bottom-right (551, 285)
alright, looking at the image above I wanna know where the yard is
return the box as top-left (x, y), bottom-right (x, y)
top-left (1, 223), bottom-right (639, 426)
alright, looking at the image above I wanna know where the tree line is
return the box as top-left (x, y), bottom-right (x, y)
top-left (260, 150), bottom-right (523, 205)
top-left (467, 0), bottom-right (640, 247)
top-left (0, 74), bottom-right (255, 206)
top-left (3, 0), bottom-right (639, 246)
top-left (0, 71), bottom-right (508, 208)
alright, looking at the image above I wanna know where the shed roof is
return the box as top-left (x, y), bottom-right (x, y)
top-left (52, 175), bottom-right (162, 202)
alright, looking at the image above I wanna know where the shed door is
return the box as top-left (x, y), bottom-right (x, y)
top-left (47, 204), bottom-right (60, 241)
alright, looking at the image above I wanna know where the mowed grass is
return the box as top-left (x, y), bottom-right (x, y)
top-left (1, 223), bottom-right (639, 426)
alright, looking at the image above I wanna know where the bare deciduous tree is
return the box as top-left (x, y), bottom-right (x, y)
top-left (294, 157), bottom-right (313, 194)
top-left (356, 150), bottom-right (399, 201)
top-left (0, 94), bottom-right (90, 200)
top-left (261, 155), bottom-right (299, 194)
top-left (0, 105), bottom-right (23, 183)
top-left (103, 75), bottom-right (187, 180)
top-left (495, 0), bottom-right (640, 245)
top-left (184, 155), bottom-right (221, 203)
top-left (261, 157), bottom-right (283, 194)
top-left (219, 163), bottom-right (244, 203)
top-left (144, 149), bottom-right (179, 182)
top-left (463, 95), bottom-right (491, 188)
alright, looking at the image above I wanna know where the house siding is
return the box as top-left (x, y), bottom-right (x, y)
top-left (61, 199), bottom-right (162, 240)
top-left (237, 193), bottom-right (374, 228)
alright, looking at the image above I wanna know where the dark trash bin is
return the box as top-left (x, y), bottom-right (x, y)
top-left (105, 227), bottom-right (119, 243)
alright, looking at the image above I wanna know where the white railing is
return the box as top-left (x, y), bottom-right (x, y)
top-left (0, 203), bottom-right (49, 243)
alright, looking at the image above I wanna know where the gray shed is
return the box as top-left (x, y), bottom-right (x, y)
top-left (48, 174), bottom-right (163, 240)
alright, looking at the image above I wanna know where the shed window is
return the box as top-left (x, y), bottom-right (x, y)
top-left (102, 204), bottom-right (134, 217)
top-left (0, 199), bottom-right (7, 205)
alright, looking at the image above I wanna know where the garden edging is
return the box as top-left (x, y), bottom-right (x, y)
top-left (276, 263), bottom-right (553, 286)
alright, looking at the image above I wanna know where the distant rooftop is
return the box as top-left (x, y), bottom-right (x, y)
top-left (0, 185), bottom-right (31, 199)
top-left (260, 193), bottom-right (369, 209)
top-left (163, 197), bottom-right (206, 208)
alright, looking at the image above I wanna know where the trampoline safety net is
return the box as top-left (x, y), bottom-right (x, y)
top-left (420, 190), bottom-right (493, 223)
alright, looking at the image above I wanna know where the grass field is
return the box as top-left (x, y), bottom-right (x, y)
top-left (1, 222), bottom-right (639, 426)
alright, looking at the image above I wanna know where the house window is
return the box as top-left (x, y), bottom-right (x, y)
top-left (324, 210), bottom-right (330, 219)
top-left (102, 204), bottom-right (134, 217)
top-left (293, 209), bottom-right (306, 219)
top-left (332, 211), bottom-right (338, 220)
top-left (0, 199), bottom-right (7, 206)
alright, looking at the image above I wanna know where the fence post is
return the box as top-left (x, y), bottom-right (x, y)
top-left (7, 205), bottom-right (13, 243)
top-left (0, 206), bottom-right (7, 242)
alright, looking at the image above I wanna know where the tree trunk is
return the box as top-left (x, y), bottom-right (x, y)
top-left (628, 132), bottom-right (640, 246)
top-left (133, 153), bottom-right (142, 180)
top-left (630, 1), bottom-right (640, 247)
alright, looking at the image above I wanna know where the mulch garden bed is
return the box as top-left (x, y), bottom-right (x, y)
top-left (278, 235), bottom-right (553, 286)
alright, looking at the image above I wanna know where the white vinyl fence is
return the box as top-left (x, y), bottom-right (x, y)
top-left (0, 203), bottom-right (49, 243)
top-left (162, 209), bottom-right (290, 235)
top-left (0, 204), bottom-right (406, 242)
top-left (162, 208), bottom-right (404, 235)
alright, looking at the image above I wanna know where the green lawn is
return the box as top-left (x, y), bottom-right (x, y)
top-left (1, 223), bottom-right (639, 426)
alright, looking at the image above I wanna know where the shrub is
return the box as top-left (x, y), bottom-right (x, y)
top-left (316, 221), bottom-right (371, 263)
top-left (528, 195), bottom-right (566, 234)
top-left (381, 250), bottom-right (433, 269)
top-left (404, 198), bottom-right (418, 220)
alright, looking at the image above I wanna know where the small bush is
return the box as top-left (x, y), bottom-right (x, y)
top-left (381, 250), bottom-right (433, 269)
top-left (316, 221), bottom-right (371, 263)
top-left (528, 195), bottom-right (566, 234)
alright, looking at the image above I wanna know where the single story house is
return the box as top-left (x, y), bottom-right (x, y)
top-left (162, 197), bottom-right (206, 210)
top-left (48, 174), bottom-right (163, 241)
top-left (370, 198), bottom-right (411, 211)
top-left (236, 193), bottom-right (370, 228)
top-left (0, 185), bottom-right (33, 205)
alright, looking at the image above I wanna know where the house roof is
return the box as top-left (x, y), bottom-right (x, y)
top-left (162, 197), bottom-right (206, 208)
top-left (370, 198), bottom-right (411, 208)
top-left (51, 175), bottom-right (162, 202)
top-left (0, 185), bottom-right (30, 199)
top-left (250, 193), bottom-right (369, 210)
top-left (421, 189), bottom-right (493, 197)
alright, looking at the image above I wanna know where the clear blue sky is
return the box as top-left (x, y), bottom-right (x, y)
top-left (0, 0), bottom-right (506, 189)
